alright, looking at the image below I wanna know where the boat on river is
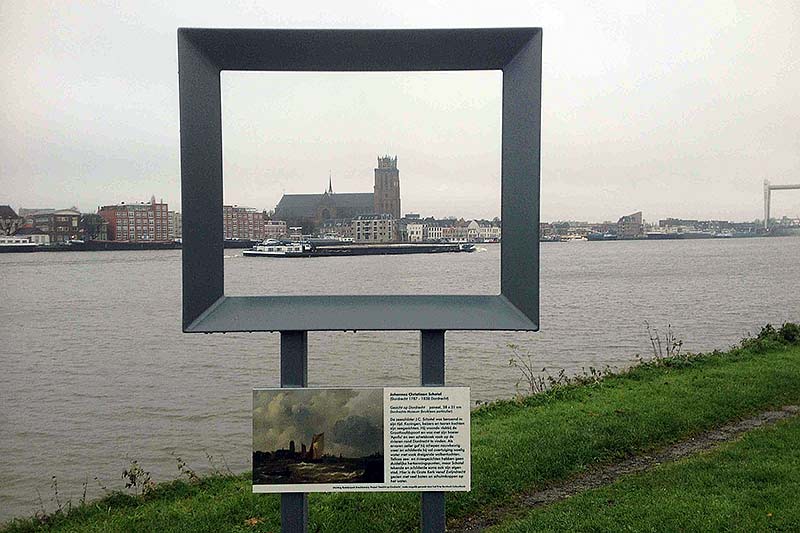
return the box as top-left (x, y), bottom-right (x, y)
top-left (242, 239), bottom-right (475, 258)
top-left (0, 236), bottom-right (39, 253)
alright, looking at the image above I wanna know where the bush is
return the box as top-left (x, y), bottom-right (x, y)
top-left (740, 322), bottom-right (800, 352)
top-left (779, 322), bottom-right (800, 344)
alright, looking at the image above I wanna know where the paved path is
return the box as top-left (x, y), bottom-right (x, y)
top-left (451, 405), bottom-right (800, 532)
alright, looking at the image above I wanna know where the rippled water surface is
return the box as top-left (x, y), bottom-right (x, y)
top-left (1, 237), bottom-right (798, 521)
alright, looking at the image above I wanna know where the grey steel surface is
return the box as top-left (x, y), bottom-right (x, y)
top-left (185, 295), bottom-right (536, 332)
top-left (420, 330), bottom-right (446, 386)
top-left (420, 330), bottom-right (446, 533)
top-left (179, 27), bottom-right (541, 332)
top-left (280, 331), bottom-right (309, 531)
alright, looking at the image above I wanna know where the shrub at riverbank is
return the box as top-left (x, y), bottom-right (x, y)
top-left (4, 323), bottom-right (800, 533)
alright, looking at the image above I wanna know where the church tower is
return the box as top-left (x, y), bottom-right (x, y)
top-left (373, 155), bottom-right (400, 219)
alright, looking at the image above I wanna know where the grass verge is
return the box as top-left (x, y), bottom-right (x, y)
top-left (3, 324), bottom-right (800, 532)
top-left (490, 414), bottom-right (800, 532)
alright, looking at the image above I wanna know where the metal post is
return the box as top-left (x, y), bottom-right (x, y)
top-left (764, 180), bottom-right (771, 229)
top-left (280, 331), bottom-right (308, 533)
top-left (420, 330), bottom-right (446, 533)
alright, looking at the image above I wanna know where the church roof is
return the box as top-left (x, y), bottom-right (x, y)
top-left (0, 205), bottom-right (19, 218)
top-left (276, 192), bottom-right (374, 218)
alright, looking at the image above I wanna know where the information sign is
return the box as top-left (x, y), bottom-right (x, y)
top-left (253, 387), bottom-right (470, 493)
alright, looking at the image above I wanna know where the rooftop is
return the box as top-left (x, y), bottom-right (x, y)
top-left (0, 205), bottom-right (19, 218)
top-left (353, 213), bottom-right (393, 221)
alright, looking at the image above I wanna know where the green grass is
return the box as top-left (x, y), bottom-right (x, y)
top-left (4, 326), bottom-right (800, 532)
top-left (491, 415), bottom-right (800, 532)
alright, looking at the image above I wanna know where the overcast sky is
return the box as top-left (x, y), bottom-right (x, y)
top-left (1, 1), bottom-right (798, 222)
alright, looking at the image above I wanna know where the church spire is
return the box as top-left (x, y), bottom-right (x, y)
top-left (327, 171), bottom-right (333, 194)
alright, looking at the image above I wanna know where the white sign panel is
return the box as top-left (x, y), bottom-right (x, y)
top-left (253, 387), bottom-right (470, 493)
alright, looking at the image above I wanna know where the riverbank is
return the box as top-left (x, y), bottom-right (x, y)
top-left (492, 412), bottom-right (800, 532)
top-left (4, 323), bottom-right (799, 532)
top-left (0, 239), bottom-right (256, 253)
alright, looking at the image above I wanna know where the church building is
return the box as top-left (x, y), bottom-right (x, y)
top-left (274, 156), bottom-right (401, 233)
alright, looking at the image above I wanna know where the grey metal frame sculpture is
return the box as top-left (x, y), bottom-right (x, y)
top-left (178, 28), bottom-right (542, 333)
top-left (178, 27), bottom-right (542, 533)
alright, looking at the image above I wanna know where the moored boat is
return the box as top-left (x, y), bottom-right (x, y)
top-left (0, 236), bottom-right (39, 252)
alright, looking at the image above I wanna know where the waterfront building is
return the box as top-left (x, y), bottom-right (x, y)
top-left (98, 198), bottom-right (170, 242)
top-left (352, 213), bottom-right (395, 243)
top-left (426, 224), bottom-right (444, 241)
top-left (79, 213), bottom-right (108, 241)
top-left (657, 218), bottom-right (761, 235)
top-left (168, 211), bottom-right (182, 240)
top-left (26, 208), bottom-right (81, 243)
top-left (274, 155), bottom-right (401, 234)
top-left (617, 211), bottom-right (644, 239)
top-left (589, 222), bottom-right (617, 235)
top-left (478, 221), bottom-right (501, 241)
top-left (407, 222), bottom-right (424, 242)
top-left (13, 225), bottom-right (50, 245)
top-left (438, 219), bottom-right (460, 241)
top-left (319, 219), bottom-right (353, 239)
top-left (18, 207), bottom-right (54, 221)
top-left (223, 205), bottom-right (263, 240)
top-left (441, 220), bottom-right (470, 241)
top-left (0, 205), bottom-right (24, 235)
top-left (264, 219), bottom-right (288, 239)
top-left (397, 213), bottom-right (423, 241)
top-left (466, 220), bottom-right (481, 241)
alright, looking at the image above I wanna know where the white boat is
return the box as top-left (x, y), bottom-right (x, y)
top-left (0, 236), bottom-right (39, 252)
top-left (242, 240), bottom-right (310, 257)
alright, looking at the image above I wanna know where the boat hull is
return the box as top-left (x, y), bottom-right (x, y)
top-left (243, 243), bottom-right (475, 257)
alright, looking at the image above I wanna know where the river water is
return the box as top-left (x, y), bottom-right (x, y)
top-left (1, 237), bottom-right (798, 522)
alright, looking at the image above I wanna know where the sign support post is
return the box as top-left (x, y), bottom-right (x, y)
top-left (280, 331), bottom-right (309, 532)
top-left (420, 330), bottom-right (446, 533)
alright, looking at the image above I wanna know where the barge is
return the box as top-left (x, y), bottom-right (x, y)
top-left (242, 240), bottom-right (475, 257)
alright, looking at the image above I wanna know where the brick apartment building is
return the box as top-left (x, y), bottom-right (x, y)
top-left (264, 219), bottom-right (288, 239)
top-left (223, 205), bottom-right (264, 240)
top-left (98, 198), bottom-right (170, 241)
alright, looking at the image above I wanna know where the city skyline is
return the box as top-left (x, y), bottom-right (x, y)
top-left (1, 2), bottom-right (799, 222)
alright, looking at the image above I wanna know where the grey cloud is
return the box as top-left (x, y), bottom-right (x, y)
top-left (331, 415), bottom-right (383, 456)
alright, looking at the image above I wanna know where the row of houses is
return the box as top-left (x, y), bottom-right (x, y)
top-left (540, 212), bottom-right (645, 239)
top-left (405, 217), bottom-right (501, 242)
top-left (1, 201), bottom-right (278, 244)
top-left (539, 212), bottom-right (764, 240)
top-left (2, 200), bottom-right (502, 245)
top-left (1, 206), bottom-right (94, 245)
top-left (220, 208), bottom-right (502, 244)
top-left (0, 200), bottom-right (182, 245)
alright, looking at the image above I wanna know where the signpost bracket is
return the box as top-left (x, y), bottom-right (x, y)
top-left (280, 330), bottom-right (309, 533)
top-left (420, 329), bottom-right (446, 533)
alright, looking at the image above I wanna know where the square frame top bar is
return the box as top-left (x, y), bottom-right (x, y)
top-left (179, 28), bottom-right (541, 332)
